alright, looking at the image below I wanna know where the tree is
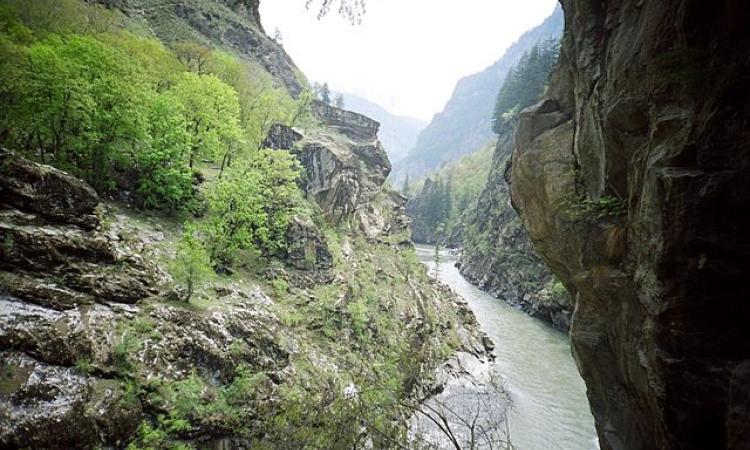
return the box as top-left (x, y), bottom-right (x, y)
top-left (11, 35), bottom-right (150, 190)
top-left (135, 92), bottom-right (194, 210)
top-left (334, 93), bottom-right (345, 109)
top-left (172, 41), bottom-right (211, 74)
top-left (169, 72), bottom-right (242, 169)
top-left (320, 82), bottom-right (331, 105)
top-left (171, 224), bottom-right (213, 302)
top-left (273, 27), bottom-right (283, 44)
top-left (202, 149), bottom-right (302, 264)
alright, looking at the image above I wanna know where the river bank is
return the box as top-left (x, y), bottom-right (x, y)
top-left (416, 245), bottom-right (598, 450)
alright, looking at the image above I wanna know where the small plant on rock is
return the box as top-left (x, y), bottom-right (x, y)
top-left (171, 224), bottom-right (213, 302)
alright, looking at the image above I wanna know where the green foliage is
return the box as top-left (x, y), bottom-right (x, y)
top-left (203, 149), bottom-right (302, 263)
top-left (75, 358), bottom-right (94, 375)
top-left (207, 51), bottom-right (297, 156)
top-left (169, 72), bottom-right (242, 169)
top-left (9, 34), bottom-right (149, 190)
top-left (406, 142), bottom-right (494, 243)
top-left (563, 195), bottom-right (628, 220)
top-left (135, 93), bottom-right (194, 210)
top-left (492, 38), bottom-right (560, 134)
top-left (171, 224), bottom-right (213, 302)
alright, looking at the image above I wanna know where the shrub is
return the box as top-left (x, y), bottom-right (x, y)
top-left (171, 225), bottom-right (213, 302)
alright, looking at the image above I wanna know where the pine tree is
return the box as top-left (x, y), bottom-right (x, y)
top-left (334, 93), bottom-right (345, 108)
top-left (320, 83), bottom-right (331, 105)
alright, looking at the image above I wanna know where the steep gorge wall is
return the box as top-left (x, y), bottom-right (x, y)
top-left (510, 1), bottom-right (750, 449)
top-left (459, 134), bottom-right (572, 330)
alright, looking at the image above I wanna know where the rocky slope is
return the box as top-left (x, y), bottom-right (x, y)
top-left (101, 0), bottom-right (305, 95)
top-left (391, 6), bottom-right (563, 186)
top-left (0, 109), bottom-right (491, 447)
top-left (459, 134), bottom-right (572, 330)
top-left (0, 1), bottom-right (497, 447)
top-left (509, 1), bottom-right (750, 449)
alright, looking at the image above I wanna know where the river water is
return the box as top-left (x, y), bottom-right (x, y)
top-left (416, 245), bottom-right (598, 450)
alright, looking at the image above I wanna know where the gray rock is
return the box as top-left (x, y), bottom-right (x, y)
top-left (509, 1), bottom-right (750, 449)
top-left (284, 216), bottom-right (333, 270)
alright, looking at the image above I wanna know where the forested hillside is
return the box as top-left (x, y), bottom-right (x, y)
top-left (0, 1), bottom-right (493, 448)
top-left (390, 5), bottom-right (562, 186)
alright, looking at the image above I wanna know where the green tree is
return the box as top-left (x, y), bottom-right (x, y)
top-left (135, 92), bottom-right (194, 210)
top-left (169, 72), bottom-right (242, 169)
top-left (12, 35), bottom-right (149, 190)
top-left (171, 224), bottom-right (213, 302)
top-left (203, 149), bottom-right (302, 264)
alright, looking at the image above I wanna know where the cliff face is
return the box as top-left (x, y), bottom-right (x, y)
top-left (266, 101), bottom-right (394, 229)
top-left (510, 1), bottom-right (750, 449)
top-left (101, 0), bottom-right (304, 95)
top-left (459, 134), bottom-right (572, 330)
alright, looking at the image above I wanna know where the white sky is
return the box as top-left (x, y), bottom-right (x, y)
top-left (260, 0), bottom-right (558, 122)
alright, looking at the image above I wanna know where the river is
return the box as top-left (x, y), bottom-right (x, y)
top-left (416, 245), bottom-right (598, 450)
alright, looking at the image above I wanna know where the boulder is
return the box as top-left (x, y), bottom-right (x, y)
top-left (284, 216), bottom-right (333, 271)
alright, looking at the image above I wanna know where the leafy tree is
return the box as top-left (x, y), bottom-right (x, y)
top-left (203, 149), bottom-right (302, 264)
top-left (172, 41), bottom-right (212, 75)
top-left (207, 51), bottom-right (296, 171)
top-left (171, 224), bottom-right (213, 302)
top-left (169, 72), bottom-right (242, 169)
top-left (10, 34), bottom-right (149, 190)
top-left (101, 32), bottom-right (185, 89)
top-left (135, 92), bottom-right (194, 210)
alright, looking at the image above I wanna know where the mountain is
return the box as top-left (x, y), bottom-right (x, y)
top-left (391, 5), bottom-right (563, 185)
top-left (336, 92), bottom-right (426, 163)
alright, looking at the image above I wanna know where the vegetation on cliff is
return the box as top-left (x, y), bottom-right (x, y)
top-left (0, 1), bottom-right (494, 448)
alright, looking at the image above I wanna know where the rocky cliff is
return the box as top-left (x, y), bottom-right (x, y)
top-left (266, 101), bottom-right (395, 229)
top-left (100, 0), bottom-right (304, 95)
top-left (509, 1), bottom-right (750, 449)
top-left (459, 134), bottom-right (572, 330)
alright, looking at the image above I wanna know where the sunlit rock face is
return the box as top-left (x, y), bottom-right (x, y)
top-left (509, 1), bottom-right (750, 449)
top-left (266, 102), bottom-right (392, 226)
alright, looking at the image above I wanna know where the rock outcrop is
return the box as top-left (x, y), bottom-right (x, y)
top-left (459, 135), bottom-right (572, 330)
top-left (0, 150), bottom-right (292, 448)
top-left (509, 2), bottom-right (750, 449)
top-left (266, 101), bottom-right (392, 227)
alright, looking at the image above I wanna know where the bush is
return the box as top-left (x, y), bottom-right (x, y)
top-left (202, 149), bottom-right (302, 264)
top-left (171, 225), bottom-right (213, 302)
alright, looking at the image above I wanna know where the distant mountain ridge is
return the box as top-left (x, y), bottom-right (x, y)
top-left (391, 5), bottom-right (563, 185)
top-left (336, 92), bottom-right (426, 164)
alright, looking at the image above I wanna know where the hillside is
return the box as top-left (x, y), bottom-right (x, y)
top-left (390, 5), bottom-right (563, 185)
top-left (336, 92), bottom-right (426, 163)
top-left (0, 1), bottom-right (494, 448)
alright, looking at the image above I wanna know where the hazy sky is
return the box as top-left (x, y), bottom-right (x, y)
top-left (260, 0), bottom-right (558, 121)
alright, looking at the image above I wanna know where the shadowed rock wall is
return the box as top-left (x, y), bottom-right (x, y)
top-left (510, 1), bottom-right (750, 449)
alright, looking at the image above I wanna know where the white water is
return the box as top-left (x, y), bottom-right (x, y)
top-left (416, 245), bottom-right (599, 450)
